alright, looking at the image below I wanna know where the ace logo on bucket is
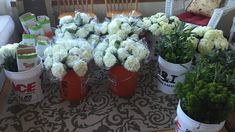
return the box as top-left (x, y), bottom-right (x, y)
top-left (12, 81), bottom-right (42, 103)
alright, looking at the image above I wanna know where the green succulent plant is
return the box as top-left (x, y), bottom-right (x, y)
top-left (176, 50), bottom-right (235, 124)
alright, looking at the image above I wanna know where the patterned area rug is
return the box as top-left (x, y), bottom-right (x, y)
top-left (0, 61), bottom-right (178, 132)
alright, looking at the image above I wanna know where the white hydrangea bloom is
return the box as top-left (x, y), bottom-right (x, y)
top-left (63, 31), bottom-right (74, 39)
top-left (59, 16), bottom-right (73, 25)
top-left (214, 37), bottom-right (228, 51)
top-left (84, 23), bottom-right (94, 32)
top-left (88, 34), bottom-right (100, 45)
top-left (75, 27), bottom-right (90, 38)
top-left (73, 59), bottom-right (88, 77)
top-left (106, 46), bottom-right (117, 54)
top-left (121, 39), bottom-right (136, 52)
top-left (1, 43), bottom-right (18, 58)
top-left (73, 12), bottom-right (82, 26)
top-left (64, 23), bottom-right (78, 32)
top-left (149, 15), bottom-right (158, 23)
top-left (81, 50), bottom-right (92, 62)
top-left (117, 48), bottom-right (130, 62)
top-left (109, 34), bottom-right (122, 43)
top-left (100, 21), bottom-right (109, 34)
top-left (192, 26), bottom-right (211, 37)
top-left (156, 15), bottom-right (169, 23)
top-left (66, 55), bottom-right (80, 68)
top-left (52, 45), bottom-right (66, 53)
top-left (0, 49), bottom-right (5, 65)
top-left (103, 52), bottom-right (117, 68)
top-left (124, 55), bottom-right (140, 72)
top-left (121, 23), bottom-right (132, 34)
top-left (44, 56), bottom-right (53, 70)
top-left (149, 23), bottom-right (160, 36)
top-left (96, 41), bottom-right (108, 51)
top-left (52, 51), bottom-right (68, 62)
top-left (129, 34), bottom-right (139, 41)
top-left (55, 29), bottom-right (63, 38)
top-left (204, 29), bottom-right (223, 40)
top-left (44, 46), bottom-right (53, 57)
top-left (108, 19), bottom-right (121, 34)
top-left (132, 44), bottom-right (150, 61)
top-left (108, 39), bottom-right (120, 48)
top-left (80, 13), bottom-right (92, 24)
top-left (51, 62), bottom-right (66, 79)
top-left (198, 39), bottom-right (214, 55)
top-left (116, 30), bottom-right (129, 40)
top-left (94, 50), bottom-right (104, 67)
top-left (143, 18), bottom-right (152, 29)
top-left (69, 47), bottom-right (82, 56)
top-left (169, 16), bottom-right (180, 22)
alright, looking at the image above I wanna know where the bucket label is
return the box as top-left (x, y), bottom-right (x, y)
top-left (12, 80), bottom-right (42, 103)
top-left (157, 64), bottom-right (179, 88)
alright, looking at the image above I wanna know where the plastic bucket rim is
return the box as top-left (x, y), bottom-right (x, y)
top-left (177, 100), bottom-right (225, 127)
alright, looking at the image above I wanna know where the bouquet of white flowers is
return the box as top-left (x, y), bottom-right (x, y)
top-left (54, 12), bottom-right (100, 46)
top-left (94, 34), bottom-right (150, 72)
top-left (43, 39), bottom-right (93, 79)
top-left (0, 43), bottom-right (19, 72)
top-left (143, 12), bottom-right (181, 36)
top-left (107, 16), bottom-right (143, 40)
top-left (192, 26), bottom-right (229, 54)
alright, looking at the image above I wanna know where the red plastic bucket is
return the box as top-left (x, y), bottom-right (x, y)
top-left (60, 70), bottom-right (87, 101)
top-left (108, 65), bottom-right (138, 97)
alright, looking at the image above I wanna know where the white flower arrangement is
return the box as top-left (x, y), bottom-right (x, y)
top-left (44, 39), bottom-right (93, 79)
top-left (106, 16), bottom-right (143, 40)
top-left (0, 43), bottom-right (19, 71)
top-left (192, 26), bottom-right (229, 54)
top-left (55, 12), bottom-right (100, 44)
top-left (93, 35), bottom-right (150, 72)
top-left (143, 12), bottom-right (181, 36)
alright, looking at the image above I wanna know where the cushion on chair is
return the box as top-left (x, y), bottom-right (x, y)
top-left (0, 15), bottom-right (15, 46)
top-left (186, 0), bottom-right (222, 17)
top-left (177, 12), bottom-right (210, 26)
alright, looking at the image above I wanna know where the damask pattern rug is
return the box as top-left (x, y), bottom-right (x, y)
top-left (0, 61), bottom-right (178, 132)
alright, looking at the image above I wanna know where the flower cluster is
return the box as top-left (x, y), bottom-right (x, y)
top-left (54, 12), bottom-right (101, 46)
top-left (44, 39), bottom-right (93, 78)
top-left (192, 26), bottom-right (229, 54)
top-left (107, 16), bottom-right (143, 40)
top-left (94, 34), bottom-right (150, 72)
top-left (0, 43), bottom-right (19, 71)
top-left (143, 12), bottom-right (181, 36)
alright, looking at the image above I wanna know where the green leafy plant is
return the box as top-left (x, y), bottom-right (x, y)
top-left (176, 50), bottom-right (235, 124)
top-left (156, 22), bottom-right (197, 64)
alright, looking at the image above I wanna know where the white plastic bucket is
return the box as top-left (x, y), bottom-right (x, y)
top-left (157, 56), bottom-right (191, 94)
top-left (4, 58), bottom-right (43, 104)
top-left (175, 101), bottom-right (225, 132)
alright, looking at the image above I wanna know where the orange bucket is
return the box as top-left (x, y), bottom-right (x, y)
top-left (108, 65), bottom-right (138, 97)
top-left (60, 70), bottom-right (87, 101)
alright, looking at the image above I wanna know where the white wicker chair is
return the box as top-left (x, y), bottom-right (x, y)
top-left (229, 17), bottom-right (235, 50)
top-left (165, 0), bottom-right (235, 29)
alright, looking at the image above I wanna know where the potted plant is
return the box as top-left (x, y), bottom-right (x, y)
top-left (43, 39), bottom-right (93, 101)
top-left (143, 13), bottom-right (198, 94)
top-left (93, 16), bottom-right (148, 97)
top-left (175, 50), bottom-right (235, 132)
top-left (0, 43), bottom-right (44, 104)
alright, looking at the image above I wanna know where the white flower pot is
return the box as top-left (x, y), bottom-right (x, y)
top-left (175, 101), bottom-right (225, 132)
top-left (157, 56), bottom-right (191, 94)
top-left (4, 58), bottom-right (43, 104)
